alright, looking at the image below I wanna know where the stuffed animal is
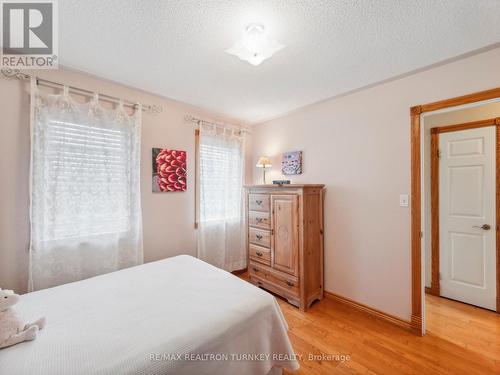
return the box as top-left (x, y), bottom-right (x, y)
top-left (0, 288), bottom-right (46, 349)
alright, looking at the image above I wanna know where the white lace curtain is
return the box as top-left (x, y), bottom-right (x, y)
top-left (197, 123), bottom-right (246, 271)
top-left (29, 78), bottom-right (143, 291)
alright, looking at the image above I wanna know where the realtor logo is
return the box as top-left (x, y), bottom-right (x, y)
top-left (1, 0), bottom-right (58, 68)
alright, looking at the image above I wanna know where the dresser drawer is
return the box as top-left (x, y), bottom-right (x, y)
top-left (249, 227), bottom-right (271, 248)
top-left (249, 263), bottom-right (299, 296)
top-left (249, 275), bottom-right (299, 307)
top-left (248, 211), bottom-right (270, 230)
top-left (248, 194), bottom-right (270, 212)
top-left (249, 244), bottom-right (271, 265)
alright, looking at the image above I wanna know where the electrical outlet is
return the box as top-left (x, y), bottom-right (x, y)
top-left (400, 194), bottom-right (409, 208)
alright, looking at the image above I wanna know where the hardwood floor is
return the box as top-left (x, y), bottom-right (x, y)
top-left (425, 294), bottom-right (500, 370)
top-left (242, 274), bottom-right (500, 374)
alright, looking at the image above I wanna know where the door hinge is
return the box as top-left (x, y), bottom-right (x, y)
top-left (420, 231), bottom-right (423, 239)
top-left (437, 149), bottom-right (442, 159)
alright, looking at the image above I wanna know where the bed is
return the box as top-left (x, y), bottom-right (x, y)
top-left (0, 255), bottom-right (299, 375)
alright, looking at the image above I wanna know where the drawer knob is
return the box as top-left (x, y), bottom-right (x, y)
top-left (256, 234), bottom-right (263, 240)
top-left (252, 267), bottom-right (258, 272)
top-left (256, 251), bottom-right (263, 257)
top-left (255, 200), bottom-right (263, 205)
top-left (257, 281), bottom-right (263, 286)
top-left (286, 281), bottom-right (294, 287)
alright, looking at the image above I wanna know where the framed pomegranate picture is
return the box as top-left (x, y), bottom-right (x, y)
top-left (152, 148), bottom-right (187, 192)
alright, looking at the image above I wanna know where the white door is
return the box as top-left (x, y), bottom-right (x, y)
top-left (439, 126), bottom-right (496, 310)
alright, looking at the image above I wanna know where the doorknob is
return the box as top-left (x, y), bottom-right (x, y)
top-left (473, 224), bottom-right (491, 230)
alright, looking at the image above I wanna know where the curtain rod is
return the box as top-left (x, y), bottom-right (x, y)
top-left (1, 68), bottom-right (163, 114)
top-left (185, 115), bottom-right (251, 134)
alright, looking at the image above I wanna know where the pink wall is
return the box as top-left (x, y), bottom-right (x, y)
top-left (250, 47), bottom-right (500, 321)
top-left (1, 48), bottom-right (499, 321)
top-left (0, 67), bottom-right (249, 293)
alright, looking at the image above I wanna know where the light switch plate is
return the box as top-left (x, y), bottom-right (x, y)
top-left (400, 194), bottom-right (409, 208)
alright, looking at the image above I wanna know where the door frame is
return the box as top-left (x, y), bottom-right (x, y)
top-left (410, 87), bottom-right (500, 334)
top-left (428, 119), bottom-right (500, 305)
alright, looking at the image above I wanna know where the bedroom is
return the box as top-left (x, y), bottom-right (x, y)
top-left (1, 1), bottom-right (500, 374)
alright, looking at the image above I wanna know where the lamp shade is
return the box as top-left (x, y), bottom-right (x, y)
top-left (256, 156), bottom-right (272, 168)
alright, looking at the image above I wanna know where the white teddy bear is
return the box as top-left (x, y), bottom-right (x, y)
top-left (0, 288), bottom-right (46, 349)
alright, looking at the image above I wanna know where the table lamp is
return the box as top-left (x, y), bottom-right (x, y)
top-left (256, 156), bottom-right (272, 184)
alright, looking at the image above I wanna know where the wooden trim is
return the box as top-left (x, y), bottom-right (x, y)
top-left (425, 286), bottom-right (439, 296)
top-left (430, 129), bottom-right (440, 296)
top-left (319, 188), bottom-right (324, 299)
top-left (410, 109), bottom-right (422, 334)
top-left (410, 314), bottom-right (422, 334)
top-left (194, 129), bottom-right (200, 229)
top-left (419, 87), bottom-right (500, 113)
top-left (324, 291), bottom-right (412, 330)
top-left (497, 125), bottom-right (500, 312)
top-left (412, 89), bottom-right (500, 336)
top-left (435, 118), bottom-right (497, 133)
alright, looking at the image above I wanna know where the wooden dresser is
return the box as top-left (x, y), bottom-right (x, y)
top-left (245, 184), bottom-right (325, 311)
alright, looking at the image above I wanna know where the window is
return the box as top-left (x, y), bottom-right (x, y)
top-left (42, 119), bottom-right (130, 240)
top-left (195, 123), bottom-right (247, 271)
top-left (199, 136), bottom-right (243, 222)
top-left (29, 83), bottom-right (143, 291)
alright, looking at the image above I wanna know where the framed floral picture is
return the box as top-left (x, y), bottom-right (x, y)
top-left (282, 151), bottom-right (302, 175)
top-left (152, 148), bottom-right (187, 192)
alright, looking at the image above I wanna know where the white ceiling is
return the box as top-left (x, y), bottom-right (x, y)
top-left (60, 0), bottom-right (500, 123)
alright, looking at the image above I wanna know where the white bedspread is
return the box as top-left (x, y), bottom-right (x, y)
top-left (0, 255), bottom-right (299, 375)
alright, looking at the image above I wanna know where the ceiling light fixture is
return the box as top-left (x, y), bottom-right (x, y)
top-left (225, 23), bottom-right (284, 66)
